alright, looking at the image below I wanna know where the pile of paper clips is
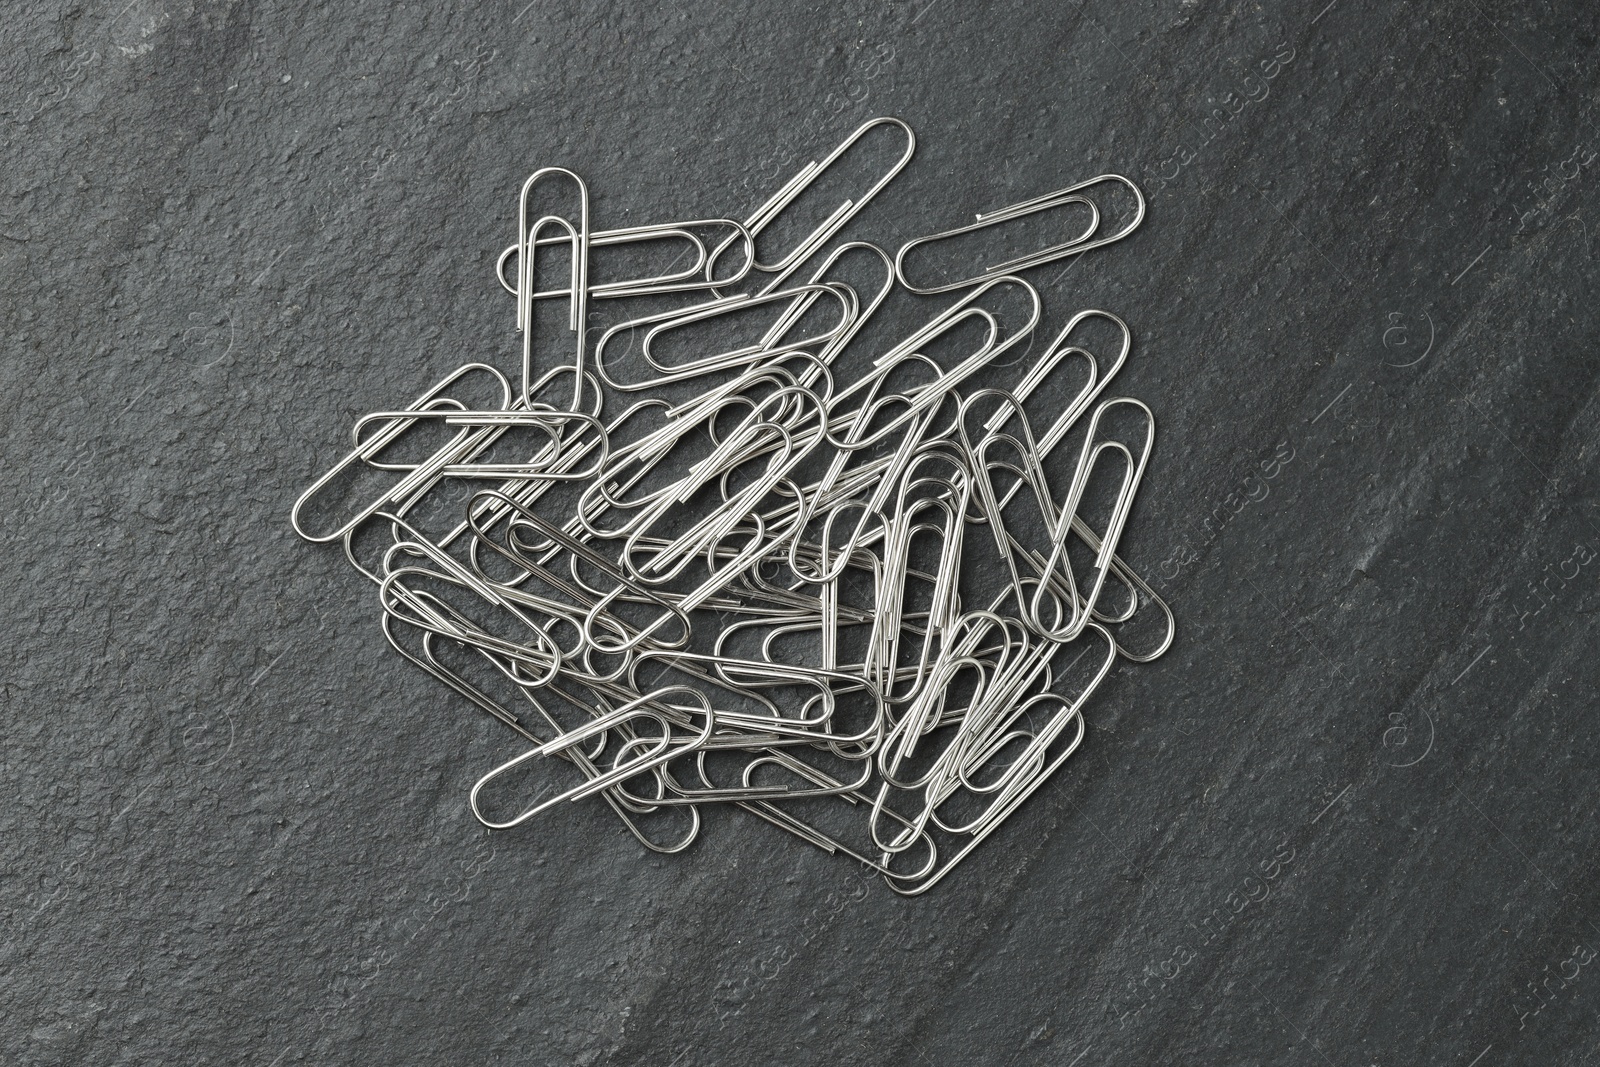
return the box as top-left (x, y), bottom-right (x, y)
top-left (291, 117), bottom-right (1173, 894)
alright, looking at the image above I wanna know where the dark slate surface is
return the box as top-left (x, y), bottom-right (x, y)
top-left (5, 0), bottom-right (1600, 1063)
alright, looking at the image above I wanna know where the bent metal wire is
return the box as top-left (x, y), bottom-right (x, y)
top-left (289, 117), bottom-right (1174, 894)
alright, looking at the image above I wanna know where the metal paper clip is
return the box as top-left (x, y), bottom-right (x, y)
top-left (894, 174), bottom-right (1146, 294)
top-left (709, 116), bottom-right (916, 278)
top-left (496, 218), bottom-right (755, 301)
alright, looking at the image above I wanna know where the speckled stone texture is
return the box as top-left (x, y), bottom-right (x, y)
top-left (4, 1), bottom-right (1600, 1064)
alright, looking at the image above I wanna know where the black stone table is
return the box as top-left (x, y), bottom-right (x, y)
top-left (4, 1), bottom-right (1598, 1063)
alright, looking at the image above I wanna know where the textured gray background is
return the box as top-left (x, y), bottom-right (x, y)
top-left (5, 0), bottom-right (1600, 1064)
